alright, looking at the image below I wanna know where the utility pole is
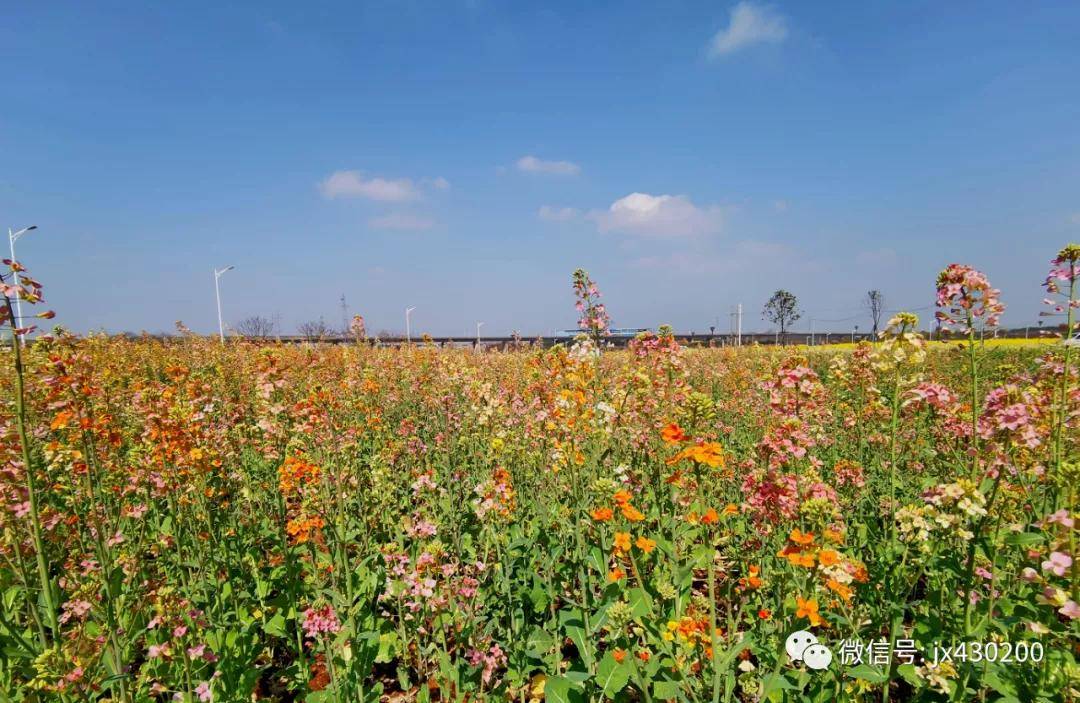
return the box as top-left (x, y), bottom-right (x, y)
top-left (405, 306), bottom-right (416, 344)
top-left (213, 265), bottom-right (235, 343)
top-left (339, 294), bottom-right (350, 336)
top-left (736, 303), bottom-right (743, 346)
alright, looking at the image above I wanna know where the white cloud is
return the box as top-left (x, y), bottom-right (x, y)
top-left (538, 205), bottom-right (580, 222)
top-left (591, 192), bottom-right (724, 237)
top-left (320, 170), bottom-right (420, 201)
top-left (708, 2), bottom-right (788, 57)
top-left (516, 155), bottom-right (581, 176)
top-left (367, 213), bottom-right (436, 231)
top-left (427, 176), bottom-right (451, 190)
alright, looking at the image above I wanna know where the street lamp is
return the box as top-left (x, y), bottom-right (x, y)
top-left (8, 225), bottom-right (38, 346)
top-left (213, 266), bottom-right (234, 343)
top-left (476, 321), bottom-right (484, 348)
top-left (405, 306), bottom-right (416, 344)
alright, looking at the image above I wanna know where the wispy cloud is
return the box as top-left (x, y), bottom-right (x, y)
top-left (368, 213), bottom-right (436, 231)
top-left (319, 170), bottom-right (450, 201)
top-left (590, 192), bottom-right (724, 237)
top-left (707, 2), bottom-right (788, 58)
top-left (515, 155), bottom-right (581, 176)
top-left (537, 205), bottom-right (580, 222)
top-left (320, 170), bottom-right (420, 201)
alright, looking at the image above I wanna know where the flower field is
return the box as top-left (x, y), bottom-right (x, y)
top-left (0, 251), bottom-right (1078, 702)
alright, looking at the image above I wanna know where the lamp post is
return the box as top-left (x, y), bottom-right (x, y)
top-left (476, 321), bottom-right (484, 348)
top-left (405, 306), bottom-right (416, 344)
top-left (213, 266), bottom-right (234, 343)
top-left (8, 225), bottom-right (38, 346)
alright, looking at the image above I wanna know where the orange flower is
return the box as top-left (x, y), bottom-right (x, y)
top-left (739, 564), bottom-right (763, 590)
top-left (50, 411), bottom-right (75, 431)
top-left (661, 422), bottom-right (687, 445)
top-left (285, 515), bottom-right (325, 544)
top-left (636, 649), bottom-right (651, 662)
top-left (786, 551), bottom-right (817, 569)
top-left (789, 528), bottom-right (815, 546)
top-left (621, 504), bottom-right (645, 522)
top-left (795, 596), bottom-right (822, 627)
top-left (635, 536), bottom-right (656, 554)
top-left (823, 528), bottom-right (845, 544)
top-left (758, 608), bottom-right (771, 620)
top-left (701, 507), bottom-right (720, 525)
top-left (817, 549), bottom-right (841, 567)
top-left (613, 532), bottom-right (632, 552)
top-left (612, 489), bottom-right (632, 506)
top-left (591, 507), bottom-right (614, 522)
top-left (826, 579), bottom-right (853, 602)
top-left (608, 568), bottom-right (626, 582)
top-left (612, 649), bottom-right (627, 664)
top-left (667, 442), bottom-right (725, 468)
top-left (722, 503), bottom-right (739, 516)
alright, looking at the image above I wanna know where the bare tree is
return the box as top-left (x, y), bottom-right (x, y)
top-left (297, 317), bottom-right (333, 341)
top-left (865, 290), bottom-right (885, 337)
top-left (235, 315), bottom-right (277, 338)
top-left (763, 289), bottom-right (802, 345)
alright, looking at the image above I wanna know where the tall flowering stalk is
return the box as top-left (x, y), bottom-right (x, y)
top-left (1044, 244), bottom-right (1079, 601)
top-left (572, 268), bottom-right (610, 347)
top-left (935, 264), bottom-right (1004, 477)
top-left (1043, 244), bottom-right (1079, 478)
top-left (0, 259), bottom-right (59, 645)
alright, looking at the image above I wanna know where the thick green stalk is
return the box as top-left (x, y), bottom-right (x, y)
top-left (3, 293), bottom-right (58, 640)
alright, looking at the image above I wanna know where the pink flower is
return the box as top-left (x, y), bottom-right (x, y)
top-left (301, 605), bottom-right (341, 639)
top-left (1043, 509), bottom-right (1075, 529)
top-left (1041, 551), bottom-right (1073, 577)
top-left (1060, 600), bottom-right (1080, 620)
top-left (935, 264), bottom-right (1005, 332)
top-left (148, 643), bottom-right (170, 659)
top-left (195, 680), bottom-right (212, 702)
top-left (1020, 567), bottom-right (1039, 582)
top-left (172, 625), bottom-right (188, 638)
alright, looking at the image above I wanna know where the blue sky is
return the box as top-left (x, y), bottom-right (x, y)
top-left (2, 1), bottom-right (1078, 336)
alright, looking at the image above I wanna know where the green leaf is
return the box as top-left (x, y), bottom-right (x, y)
top-left (627, 588), bottom-right (653, 619)
top-left (652, 680), bottom-right (681, 701)
top-left (1004, 532), bottom-right (1043, 547)
top-left (545, 675), bottom-right (585, 703)
top-left (264, 613), bottom-right (287, 637)
top-left (596, 651), bottom-right (630, 697)
top-left (844, 664), bottom-right (888, 683)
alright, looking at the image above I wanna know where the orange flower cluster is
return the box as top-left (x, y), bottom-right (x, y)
top-left (662, 615), bottom-right (714, 656)
top-left (278, 456), bottom-right (321, 495)
top-left (666, 442), bottom-right (725, 469)
top-left (738, 564), bottom-right (763, 590)
top-left (777, 528), bottom-right (866, 607)
top-left (592, 489), bottom-right (646, 523)
top-left (795, 596), bottom-right (822, 627)
top-left (285, 515), bottom-right (325, 544)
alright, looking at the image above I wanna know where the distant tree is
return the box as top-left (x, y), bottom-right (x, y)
top-left (763, 290), bottom-right (802, 345)
top-left (865, 290), bottom-right (886, 338)
top-left (236, 315), bottom-right (277, 338)
top-left (298, 317), bottom-right (333, 341)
